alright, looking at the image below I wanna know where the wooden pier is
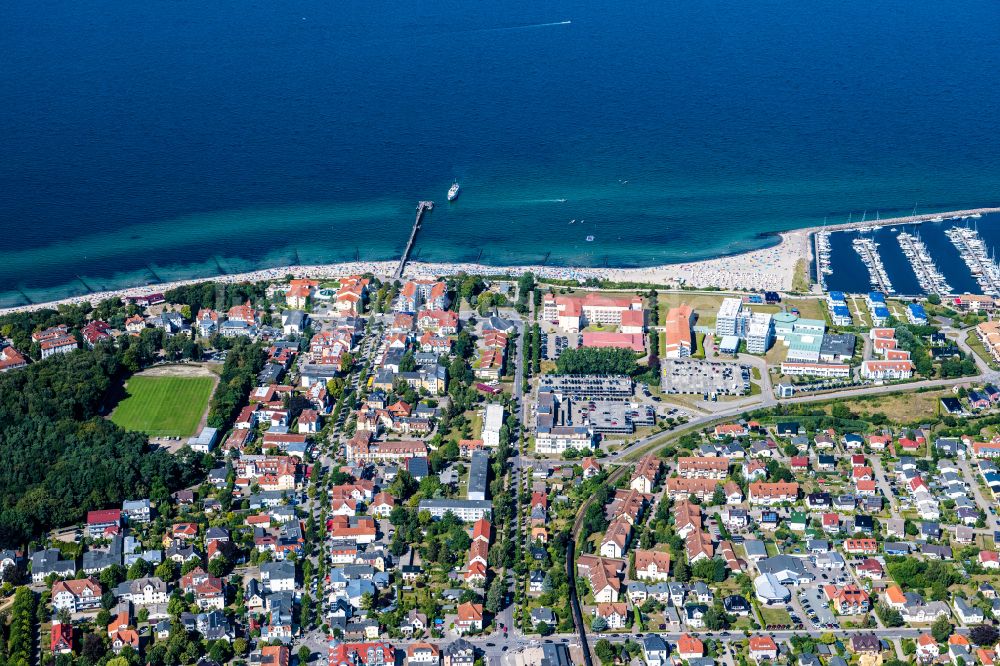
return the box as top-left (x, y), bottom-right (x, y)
top-left (394, 201), bottom-right (433, 279)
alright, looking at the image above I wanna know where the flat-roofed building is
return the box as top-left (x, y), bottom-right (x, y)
top-left (535, 391), bottom-right (593, 454)
top-left (716, 298), bottom-right (744, 337)
top-left (746, 313), bottom-right (773, 354)
top-left (780, 362), bottom-right (850, 378)
top-left (819, 333), bottom-right (856, 362)
top-left (482, 404), bottom-right (505, 448)
top-left (418, 499), bottom-right (493, 522)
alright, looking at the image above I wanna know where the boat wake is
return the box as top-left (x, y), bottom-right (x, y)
top-left (455, 20), bottom-right (571, 35)
top-left (518, 20), bottom-right (572, 29)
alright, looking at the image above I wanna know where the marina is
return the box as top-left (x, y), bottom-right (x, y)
top-left (851, 236), bottom-right (894, 294)
top-left (814, 230), bottom-right (832, 290)
top-left (896, 230), bottom-right (951, 296)
top-left (945, 225), bottom-right (1000, 296)
top-left (823, 211), bottom-right (1000, 297)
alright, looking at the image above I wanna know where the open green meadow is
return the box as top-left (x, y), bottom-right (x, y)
top-left (111, 375), bottom-right (215, 437)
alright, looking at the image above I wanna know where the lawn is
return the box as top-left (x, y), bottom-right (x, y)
top-left (779, 297), bottom-right (827, 322)
top-left (966, 330), bottom-right (1000, 370)
top-left (693, 333), bottom-right (706, 359)
top-left (791, 258), bottom-right (812, 292)
top-left (657, 292), bottom-right (828, 330)
top-left (757, 605), bottom-right (792, 627)
top-left (111, 375), bottom-right (215, 437)
top-left (824, 388), bottom-right (949, 424)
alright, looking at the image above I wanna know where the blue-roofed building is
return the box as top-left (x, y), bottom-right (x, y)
top-left (866, 292), bottom-right (886, 308)
top-left (831, 305), bottom-right (852, 326)
top-left (907, 303), bottom-right (928, 325)
top-left (827, 292), bottom-right (847, 309)
top-left (871, 306), bottom-right (891, 326)
top-left (406, 456), bottom-right (429, 481)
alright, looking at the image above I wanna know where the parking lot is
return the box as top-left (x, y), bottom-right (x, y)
top-left (798, 587), bottom-right (839, 628)
top-left (661, 358), bottom-right (751, 396)
top-left (541, 332), bottom-right (580, 360)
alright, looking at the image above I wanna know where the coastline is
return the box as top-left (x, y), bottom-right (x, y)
top-left (0, 230), bottom-right (809, 317)
top-left (3, 206), bottom-right (998, 316)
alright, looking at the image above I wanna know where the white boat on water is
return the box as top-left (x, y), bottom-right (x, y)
top-left (586, 235), bottom-right (595, 242)
top-left (447, 180), bottom-right (460, 202)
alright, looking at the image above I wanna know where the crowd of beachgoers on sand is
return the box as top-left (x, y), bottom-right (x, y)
top-left (8, 208), bottom-right (999, 316)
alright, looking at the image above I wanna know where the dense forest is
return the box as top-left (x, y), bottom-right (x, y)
top-left (164, 281), bottom-right (270, 314)
top-left (554, 346), bottom-right (639, 376)
top-left (0, 335), bottom-right (206, 548)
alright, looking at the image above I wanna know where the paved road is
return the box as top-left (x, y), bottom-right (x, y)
top-left (959, 458), bottom-right (1000, 533)
top-left (606, 367), bottom-right (1000, 464)
top-left (869, 456), bottom-right (899, 512)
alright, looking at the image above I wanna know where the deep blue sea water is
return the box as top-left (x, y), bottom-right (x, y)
top-left (2, 0), bottom-right (999, 306)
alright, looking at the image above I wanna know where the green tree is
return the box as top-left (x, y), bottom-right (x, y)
top-left (594, 638), bottom-right (616, 664)
top-left (99, 563), bottom-right (127, 589)
top-left (932, 614), bottom-right (953, 643)
top-left (155, 560), bottom-right (176, 581)
top-left (209, 641), bottom-right (234, 664)
top-left (95, 608), bottom-right (112, 629)
top-left (207, 556), bottom-right (229, 578)
top-left (127, 558), bottom-right (151, 580)
top-left (711, 484), bottom-right (726, 506)
top-left (298, 645), bottom-right (313, 664)
top-left (875, 603), bottom-right (904, 628)
top-left (485, 577), bottom-right (505, 614)
top-left (555, 347), bottom-right (638, 376)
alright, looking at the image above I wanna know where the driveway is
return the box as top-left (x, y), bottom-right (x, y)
top-left (958, 459), bottom-right (1000, 532)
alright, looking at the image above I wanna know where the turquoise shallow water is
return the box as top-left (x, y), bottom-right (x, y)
top-left (1, 0), bottom-right (999, 306)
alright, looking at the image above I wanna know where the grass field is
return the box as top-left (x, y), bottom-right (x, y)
top-left (758, 606), bottom-right (792, 627)
top-left (966, 330), bottom-right (1000, 370)
top-left (658, 293), bottom-right (828, 330)
top-left (111, 376), bottom-right (215, 437)
top-left (821, 388), bottom-right (949, 424)
top-left (791, 258), bottom-right (812, 292)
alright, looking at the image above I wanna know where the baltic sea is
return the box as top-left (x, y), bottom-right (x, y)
top-left (1, 0), bottom-right (998, 306)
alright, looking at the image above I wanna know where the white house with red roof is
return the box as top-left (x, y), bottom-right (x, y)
top-left (749, 636), bottom-right (778, 662)
top-left (297, 409), bottom-right (320, 434)
top-left (36, 326), bottom-right (78, 359)
top-left (417, 309), bottom-right (459, 334)
top-left (542, 292), bottom-right (644, 333)
top-left (455, 602), bottom-right (483, 634)
top-left (81, 321), bottom-right (112, 346)
top-left (0, 345), bottom-right (27, 373)
top-left (86, 510), bottom-right (122, 538)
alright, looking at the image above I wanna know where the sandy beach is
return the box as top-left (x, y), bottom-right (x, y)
top-left (0, 229), bottom-right (809, 316)
top-left (2, 207), bottom-right (996, 316)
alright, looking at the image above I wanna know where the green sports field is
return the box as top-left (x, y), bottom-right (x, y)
top-left (111, 375), bottom-right (215, 437)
